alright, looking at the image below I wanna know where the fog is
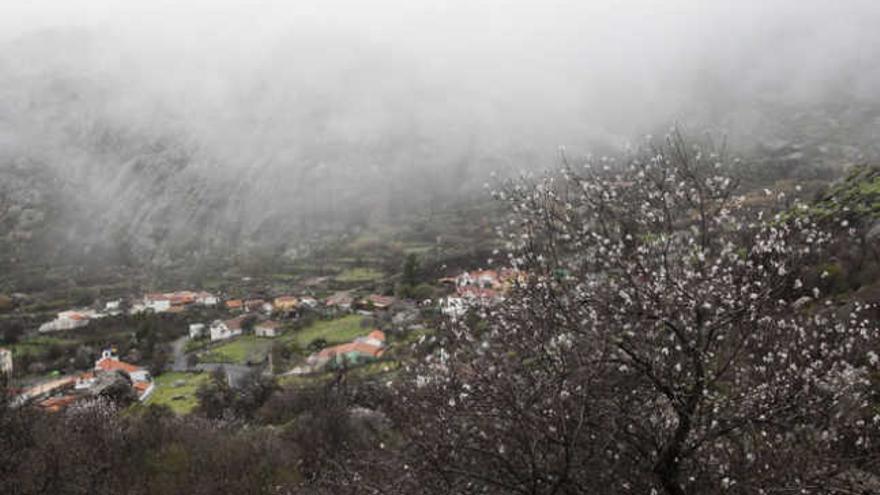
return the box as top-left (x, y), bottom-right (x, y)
top-left (2, 0), bottom-right (880, 264)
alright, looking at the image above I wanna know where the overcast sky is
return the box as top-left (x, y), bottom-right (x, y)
top-left (2, 0), bottom-right (879, 254)
top-left (4, 0), bottom-right (879, 144)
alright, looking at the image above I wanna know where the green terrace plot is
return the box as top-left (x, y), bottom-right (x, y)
top-left (145, 372), bottom-right (210, 415)
top-left (401, 244), bottom-right (434, 255)
top-left (279, 359), bottom-right (400, 387)
top-left (284, 315), bottom-right (368, 348)
top-left (199, 336), bottom-right (274, 365)
top-left (335, 267), bottom-right (384, 283)
top-left (396, 327), bottom-right (436, 345)
top-left (10, 336), bottom-right (75, 358)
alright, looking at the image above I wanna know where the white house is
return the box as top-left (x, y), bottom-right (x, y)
top-left (0, 348), bottom-right (12, 375)
top-left (93, 349), bottom-right (154, 401)
top-left (196, 292), bottom-right (219, 306)
top-left (38, 310), bottom-right (92, 332)
top-left (457, 270), bottom-right (499, 289)
top-left (354, 329), bottom-right (386, 348)
top-left (299, 297), bottom-right (319, 308)
top-left (144, 294), bottom-right (172, 312)
top-left (255, 320), bottom-right (281, 338)
top-left (75, 371), bottom-right (96, 390)
top-left (440, 297), bottom-right (467, 319)
top-left (189, 323), bottom-right (206, 339)
top-left (210, 317), bottom-right (243, 341)
top-left (129, 303), bottom-right (147, 315)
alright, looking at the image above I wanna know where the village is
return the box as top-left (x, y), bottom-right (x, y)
top-left (1, 267), bottom-right (524, 414)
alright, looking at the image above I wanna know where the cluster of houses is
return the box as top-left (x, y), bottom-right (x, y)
top-left (438, 268), bottom-right (525, 317)
top-left (37, 291), bottom-right (221, 334)
top-left (16, 268), bottom-right (521, 412)
top-left (192, 293), bottom-right (397, 344)
top-left (137, 291), bottom-right (219, 313)
top-left (187, 294), bottom-right (312, 343)
top-left (191, 317), bottom-right (282, 342)
top-left (287, 329), bottom-right (387, 374)
top-left (323, 292), bottom-right (395, 312)
top-left (14, 349), bottom-right (154, 412)
top-left (38, 308), bottom-right (103, 332)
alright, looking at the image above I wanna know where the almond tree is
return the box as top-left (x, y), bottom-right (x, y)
top-left (391, 131), bottom-right (880, 494)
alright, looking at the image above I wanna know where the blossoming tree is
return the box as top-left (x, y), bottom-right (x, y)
top-left (393, 131), bottom-right (880, 494)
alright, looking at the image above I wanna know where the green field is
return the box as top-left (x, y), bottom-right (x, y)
top-left (284, 315), bottom-right (369, 348)
top-left (145, 372), bottom-right (210, 415)
top-left (335, 267), bottom-right (384, 283)
top-left (10, 336), bottom-right (74, 358)
top-left (199, 336), bottom-right (274, 364)
top-left (279, 359), bottom-right (400, 387)
top-left (396, 327), bottom-right (435, 345)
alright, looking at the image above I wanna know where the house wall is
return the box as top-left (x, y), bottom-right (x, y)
top-left (0, 349), bottom-right (12, 374)
top-left (210, 324), bottom-right (241, 341)
top-left (146, 300), bottom-right (171, 312)
top-left (255, 327), bottom-right (277, 337)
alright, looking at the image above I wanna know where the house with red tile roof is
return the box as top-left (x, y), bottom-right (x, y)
top-left (37, 394), bottom-right (79, 413)
top-left (38, 309), bottom-right (93, 332)
top-left (210, 317), bottom-right (244, 341)
top-left (354, 329), bottom-right (386, 347)
top-left (17, 376), bottom-right (77, 403)
top-left (325, 292), bottom-right (354, 310)
top-left (365, 294), bottom-right (395, 310)
top-left (245, 299), bottom-right (272, 314)
top-left (94, 349), bottom-right (154, 401)
top-left (273, 296), bottom-right (298, 311)
top-left (195, 291), bottom-right (219, 306)
top-left (144, 291), bottom-right (217, 312)
top-left (144, 293), bottom-right (172, 312)
top-left (255, 320), bottom-right (281, 338)
top-left (306, 329), bottom-right (387, 369)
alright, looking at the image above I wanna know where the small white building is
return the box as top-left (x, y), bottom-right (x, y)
top-left (299, 297), bottom-right (318, 308)
top-left (255, 321), bottom-right (281, 338)
top-left (440, 297), bottom-right (467, 319)
top-left (210, 318), bottom-right (243, 341)
top-left (38, 310), bottom-right (92, 332)
top-left (196, 292), bottom-right (219, 306)
top-left (144, 294), bottom-right (172, 312)
top-left (0, 348), bottom-right (12, 375)
top-left (93, 349), bottom-right (154, 401)
top-left (189, 323), bottom-right (206, 339)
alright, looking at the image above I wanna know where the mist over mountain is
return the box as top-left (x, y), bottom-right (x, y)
top-left (2, 0), bottom-right (880, 269)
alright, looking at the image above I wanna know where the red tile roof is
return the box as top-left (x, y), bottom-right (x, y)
top-left (325, 292), bottom-right (353, 306)
top-left (223, 316), bottom-right (246, 331)
top-left (367, 294), bottom-right (395, 308)
top-left (169, 292), bottom-right (196, 305)
top-left (133, 381), bottom-right (151, 394)
top-left (318, 341), bottom-right (385, 359)
top-left (37, 394), bottom-right (78, 412)
top-left (95, 357), bottom-right (141, 374)
top-left (367, 330), bottom-right (386, 342)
